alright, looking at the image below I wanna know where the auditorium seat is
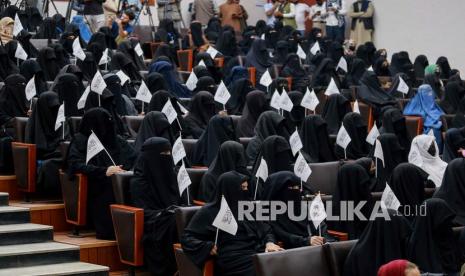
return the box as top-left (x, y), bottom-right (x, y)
top-left (183, 139), bottom-right (197, 163)
top-left (404, 115), bottom-right (424, 141)
top-left (11, 142), bottom-right (36, 197)
top-left (254, 245), bottom-right (331, 276)
top-left (248, 67), bottom-right (257, 86)
top-left (178, 71), bottom-right (191, 83)
top-left (324, 240), bottom-right (357, 276)
top-left (69, 117), bottom-right (82, 136)
top-left (122, 116), bottom-right (143, 138)
top-left (177, 49), bottom-right (194, 72)
top-left (186, 168), bottom-right (207, 201)
top-left (214, 57), bottom-right (225, 68)
top-left (306, 161), bottom-right (341, 196)
top-left (110, 171), bottom-right (145, 271)
top-left (14, 117), bottom-right (29, 142)
top-left (59, 170), bottom-right (88, 235)
top-left (352, 101), bottom-right (373, 129)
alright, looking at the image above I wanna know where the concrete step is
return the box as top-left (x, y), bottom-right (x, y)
top-left (0, 262), bottom-right (109, 276)
top-left (0, 242), bottom-right (80, 269)
top-left (0, 193), bottom-right (8, 206)
top-left (0, 206), bottom-right (30, 225)
top-left (0, 223), bottom-right (53, 245)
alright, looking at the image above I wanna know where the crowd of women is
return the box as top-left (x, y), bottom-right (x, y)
top-left (0, 6), bottom-right (465, 276)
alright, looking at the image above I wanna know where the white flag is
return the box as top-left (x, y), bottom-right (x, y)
top-left (368, 66), bottom-right (374, 72)
top-left (325, 78), bottom-right (340, 96)
top-left (178, 102), bottom-right (188, 115)
top-left (185, 71), bottom-right (198, 91)
top-left (381, 184), bottom-right (401, 210)
top-left (136, 81), bottom-right (152, 103)
top-left (260, 33), bottom-right (265, 40)
top-left (98, 48), bottom-right (109, 65)
top-left (366, 123), bottom-right (380, 145)
top-left (427, 128), bottom-right (435, 136)
top-left (13, 13), bottom-right (23, 36)
top-left (134, 43), bottom-right (144, 57)
top-left (91, 71), bottom-right (106, 95)
top-left (289, 128), bottom-right (303, 156)
top-left (397, 76), bottom-right (409, 94)
top-left (86, 132), bottom-right (105, 164)
top-left (213, 196), bottom-right (238, 236)
top-left (353, 100), bottom-right (360, 114)
top-left (280, 90), bottom-right (293, 112)
top-left (177, 164), bottom-right (192, 195)
top-left (116, 70), bottom-right (130, 85)
top-left (255, 158), bottom-right (268, 182)
top-left (310, 41), bottom-right (320, 55)
top-left (294, 152), bottom-right (312, 182)
top-left (206, 46), bottom-right (219, 59)
top-left (77, 86), bottom-right (91, 110)
top-left (162, 99), bottom-right (178, 124)
top-left (72, 37), bottom-right (86, 61)
top-left (172, 136), bottom-right (186, 165)
top-left (336, 56), bottom-right (348, 72)
top-left (301, 88), bottom-right (319, 111)
top-left (198, 59), bottom-right (207, 68)
top-left (270, 90), bottom-right (281, 110)
top-left (54, 104), bottom-right (65, 131)
top-left (309, 194), bottom-right (327, 229)
top-left (259, 70), bottom-right (273, 87)
top-left (374, 139), bottom-right (385, 167)
top-left (25, 76), bottom-right (36, 101)
top-left (297, 44), bottom-right (307, 60)
top-left (214, 81), bottom-right (231, 105)
top-left (336, 125), bottom-right (351, 149)
top-left (14, 43), bottom-right (28, 60)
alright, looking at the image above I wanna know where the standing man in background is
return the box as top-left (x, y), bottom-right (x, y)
top-left (275, 0), bottom-right (297, 29)
top-left (264, 0), bottom-right (279, 27)
top-left (349, 0), bottom-right (374, 46)
top-left (103, 0), bottom-right (119, 23)
top-left (219, 0), bottom-right (245, 34)
top-left (158, 0), bottom-right (183, 29)
top-left (309, 0), bottom-right (326, 35)
top-left (192, 0), bottom-right (218, 26)
top-left (295, 0), bottom-right (310, 35)
top-left (83, 0), bottom-right (106, 32)
top-left (322, 0), bottom-right (346, 42)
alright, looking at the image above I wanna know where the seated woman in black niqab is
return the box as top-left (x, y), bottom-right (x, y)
top-left (335, 112), bottom-right (369, 160)
top-left (192, 115), bottom-right (238, 166)
top-left (20, 59), bottom-right (48, 95)
top-left (236, 90), bottom-right (268, 138)
top-left (451, 98), bottom-right (465, 129)
top-left (183, 21), bottom-right (209, 52)
top-left (407, 198), bottom-right (465, 274)
top-left (246, 111), bottom-right (290, 163)
top-left (267, 77), bottom-right (289, 98)
top-left (281, 53), bottom-right (310, 92)
top-left (118, 39), bottom-right (147, 71)
top-left (146, 72), bottom-right (169, 94)
top-left (245, 39), bottom-right (272, 85)
top-left (87, 31), bottom-right (107, 66)
top-left (283, 91), bottom-right (305, 130)
top-left (155, 19), bottom-right (181, 47)
top-left (442, 127), bottom-right (465, 162)
top-left (322, 93), bottom-right (352, 135)
top-left (343, 210), bottom-right (412, 276)
top-left (436, 56), bottom-right (452, 79)
top-left (199, 141), bottom-right (249, 202)
top-left (0, 45), bottom-right (19, 80)
top-left (98, 26), bottom-right (117, 50)
top-left (50, 43), bottom-right (70, 68)
top-left (216, 29), bottom-right (239, 59)
top-left (263, 171), bottom-right (334, 249)
top-left (300, 115), bottom-right (336, 163)
top-left (110, 52), bottom-right (143, 83)
top-left (195, 52), bottom-right (222, 84)
top-left (357, 71), bottom-right (397, 119)
top-left (413, 54), bottom-right (429, 80)
top-left (0, 74), bottom-right (28, 131)
top-left (53, 73), bottom-right (84, 119)
top-left (194, 76), bottom-right (216, 95)
top-left (104, 73), bottom-right (136, 117)
top-left (388, 73), bottom-right (415, 99)
top-left (66, 108), bottom-right (136, 239)
top-left (373, 56), bottom-right (391, 77)
top-left (182, 171), bottom-right (282, 276)
top-left (434, 158), bottom-right (465, 226)
top-left (272, 40), bottom-right (290, 65)
top-left (439, 81), bottom-right (465, 114)
top-left (134, 111), bottom-right (176, 152)
top-left (380, 107), bottom-right (411, 152)
top-left (76, 51), bottom-right (98, 82)
top-left (226, 77), bottom-right (254, 115)
top-left (37, 46), bottom-right (61, 81)
top-left (310, 57), bottom-right (345, 89)
top-left (130, 137), bottom-right (184, 276)
top-left (25, 91), bottom-right (66, 194)
top-left (345, 58), bottom-right (366, 86)
top-left (184, 91), bottom-right (216, 139)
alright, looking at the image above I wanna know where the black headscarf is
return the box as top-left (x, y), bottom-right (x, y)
top-left (300, 115), bottom-right (336, 163)
top-left (118, 39), bottom-right (147, 71)
top-left (272, 40), bottom-right (290, 65)
top-left (148, 90), bottom-right (186, 137)
top-left (407, 198), bottom-right (462, 274)
top-left (0, 74), bottom-right (27, 126)
top-left (77, 51), bottom-right (98, 81)
top-left (199, 141), bottom-right (249, 202)
top-left (388, 73), bottom-right (414, 99)
top-left (251, 135), bottom-right (293, 179)
top-left (87, 31), bottom-right (107, 64)
top-left (452, 98), bottom-right (465, 128)
top-left (146, 72), bottom-right (169, 94)
top-left (439, 81), bottom-right (465, 114)
top-left (434, 158), bottom-right (465, 226)
top-left (335, 112), bottom-right (369, 160)
top-left (442, 128), bottom-right (465, 162)
top-left (37, 46), bottom-right (60, 81)
top-left (53, 73), bottom-right (84, 117)
top-left (184, 91), bottom-right (216, 139)
top-left (283, 91), bottom-right (305, 130)
top-left (237, 90), bottom-right (268, 137)
top-left (19, 59), bottom-right (48, 95)
top-left (413, 55), bottom-right (429, 79)
top-left (322, 93), bottom-right (352, 135)
top-left (346, 58), bottom-right (366, 86)
top-left (281, 54), bottom-right (310, 92)
top-left (192, 115), bottom-right (238, 166)
top-left (155, 19), bottom-right (181, 45)
top-left (373, 134), bottom-right (407, 192)
top-left (0, 45), bottom-right (19, 80)
top-left (310, 58), bottom-right (342, 89)
top-left (153, 43), bottom-right (177, 66)
top-left (380, 107), bottom-right (410, 152)
top-left (343, 210), bottom-right (412, 276)
top-left (134, 111), bottom-right (175, 152)
top-left (98, 26), bottom-right (117, 49)
top-left (216, 30), bottom-right (238, 58)
top-left (245, 39), bottom-right (272, 77)
top-left (16, 30), bottom-right (39, 58)
top-left (226, 78), bottom-right (254, 115)
top-left (103, 73), bottom-right (128, 116)
top-left (50, 43), bottom-right (69, 68)
top-left (194, 52), bottom-right (222, 83)
top-left (423, 72), bottom-right (443, 99)
top-left (194, 76), bottom-right (216, 95)
top-left (189, 21), bottom-right (205, 48)
top-left (110, 52), bottom-right (142, 82)
top-left (246, 111), bottom-right (290, 162)
top-left (389, 51), bottom-right (413, 77)
top-left (373, 56), bottom-right (391, 77)
top-left (357, 71), bottom-right (396, 116)
top-left (204, 17), bottom-right (222, 42)
top-left (436, 56), bottom-right (452, 79)
top-left (327, 41), bottom-right (344, 64)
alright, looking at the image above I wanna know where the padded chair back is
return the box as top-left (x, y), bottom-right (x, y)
top-left (248, 67), bottom-right (256, 86)
top-left (69, 117), bottom-right (82, 136)
top-left (112, 171), bottom-right (135, 205)
top-left (177, 49), bottom-right (194, 71)
top-left (324, 240), bottom-right (357, 276)
top-left (254, 245), bottom-right (331, 276)
top-left (306, 161), bottom-right (341, 195)
top-left (315, 90), bottom-right (327, 115)
top-left (59, 170), bottom-right (88, 226)
top-left (122, 116), bottom-right (143, 138)
top-left (214, 57), bottom-right (224, 68)
top-left (178, 71), bottom-right (191, 83)
top-left (59, 141), bottom-right (71, 160)
top-left (440, 114), bottom-right (455, 132)
top-left (239, 137), bottom-right (252, 149)
top-left (187, 168), bottom-right (207, 200)
top-left (354, 102), bottom-right (373, 130)
top-left (175, 206), bottom-right (201, 240)
top-left (183, 139), bottom-right (197, 163)
top-left (11, 142), bottom-right (36, 193)
top-left (404, 116), bottom-right (424, 141)
top-left (14, 117), bottom-right (29, 142)
top-left (174, 246), bottom-right (203, 276)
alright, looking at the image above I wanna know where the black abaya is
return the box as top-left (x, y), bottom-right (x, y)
top-left (321, 93), bottom-right (352, 135)
top-left (19, 59), bottom-right (48, 95)
top-left (300, 115), bottom-right (336, 163)
top-left (236, 90), bottom-right (268, 138)
top-left (335, 112), bottom-right (369, 160)
top-left (133, 111), bottom-right (176, 152)
top-left (184, 91), bottom-right (216, 139)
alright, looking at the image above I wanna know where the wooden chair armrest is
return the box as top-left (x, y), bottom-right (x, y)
top-left (328, 230), bottom-right (348, 241)
top-left (193, 200), bottom-right (205, 206)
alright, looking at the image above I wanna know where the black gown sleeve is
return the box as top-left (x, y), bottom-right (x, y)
top-left (67, 134), bottom-right (107, 178)
top-left (271, 223), bottom-right (309, 249)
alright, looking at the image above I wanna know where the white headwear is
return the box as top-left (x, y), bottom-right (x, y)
top-left (408, 135), bottom-right (447, 187)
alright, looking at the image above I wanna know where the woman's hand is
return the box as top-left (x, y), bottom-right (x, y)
top-left (310, 236), bottom-right (325, 246)
top-left (265, 242), bottom-right (284, 253)
top-left (210, 245), bottom-right (217, 256)
top-left (106, 165), bottom-right (125, 177)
